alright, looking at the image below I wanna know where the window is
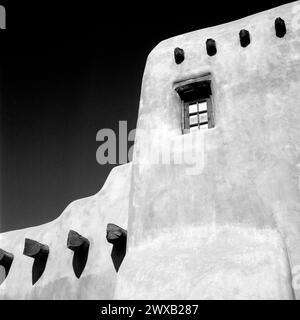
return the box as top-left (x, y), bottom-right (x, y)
top-left (175, 75), bottom-right (214, 133)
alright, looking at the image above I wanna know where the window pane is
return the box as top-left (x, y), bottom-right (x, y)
top-left (200, 123), bottom-right (209, 130)
top-left (199, 113), bottom-right (208, 123)
top-left (189, 115), bottom-right (198, 125)
top-left (198, 101), bottom-right (207, 112)
top-left (189, 103), bottom-right (198, 114)
top-left (190, 125), bottom-right (199, 132)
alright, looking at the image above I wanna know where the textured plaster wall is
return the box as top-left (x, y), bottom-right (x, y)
top-left (1, 1), bottom-right (300, 300)
top-left (0, 163), bottom-right (131, 299)
top-left (115, 1), bottom-right (300, 299)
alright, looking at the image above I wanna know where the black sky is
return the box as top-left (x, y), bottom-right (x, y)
top-left (0, 0), bottom-right (294, 231)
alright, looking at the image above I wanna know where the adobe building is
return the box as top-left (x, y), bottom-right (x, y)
top-left (1, 1), bottom-right (300, 299)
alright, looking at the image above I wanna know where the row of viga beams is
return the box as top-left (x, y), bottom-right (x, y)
top-left (174, 17), bottom-right (286, 64)
top-left (0, 224), bottom-right (127, 285)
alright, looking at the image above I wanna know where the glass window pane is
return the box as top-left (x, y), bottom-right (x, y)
top-left (199, 113), bottom-right (208, 123)
top-left (189, 103), bottom-right (198, 114)
top-left (198, 101), bottom-right (207, 112)
top-left (189, 115), bottom-right (198, 125)
top-left (200, 123), bottom-right (209, 130)
top-left (190, 125), bottom-right (199, 132)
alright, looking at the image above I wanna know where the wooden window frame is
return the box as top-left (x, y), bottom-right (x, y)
top-left (175, 75), bottom-right (214, 134)
top-left (182, 97), bottom-right (214, 134)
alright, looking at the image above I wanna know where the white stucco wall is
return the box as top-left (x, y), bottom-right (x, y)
top-left (115, 1), bottom-right (300, 299)
top-left (0, 163), bottom-right (131, 299)
top-left (1, 1), bottom-right (300, 300)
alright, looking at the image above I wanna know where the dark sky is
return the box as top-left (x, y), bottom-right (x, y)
top-left (0, 0), bottom-right (293, 232)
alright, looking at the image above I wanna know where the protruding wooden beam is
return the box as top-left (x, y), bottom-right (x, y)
top-left (106, 223), bottom-right (127, 272)
top-left (67, 230), bottom-right (90, 279)
top-left (67, 230), bottom-right (90, 252)
top-left (239, 29), bottom-right (250, 47)
top-left (23, 238), bottom-right (49, 259)
top-left (206, 39), bottom-right (217, 56)
top-left (175, 79), bottom-right (211, 102)
top-left (23, 239), bottom-right (49, 285)
top-left (0, 248), bottom-right (14, 276)
top-left (106, 223), bottom-right (127, 245)
top-left (275, 17), bottom-right (286, 38)
top-left (174, 47), bottom-right (185, 64)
